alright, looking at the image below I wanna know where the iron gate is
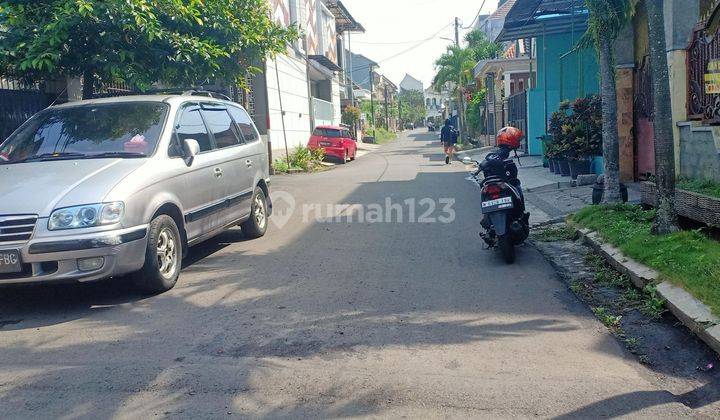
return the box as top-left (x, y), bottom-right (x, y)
top-left (0, 80), bottom-right (52, 141)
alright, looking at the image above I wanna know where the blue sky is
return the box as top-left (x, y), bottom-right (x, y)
top-left (343, 0), bottom-right (500, 88)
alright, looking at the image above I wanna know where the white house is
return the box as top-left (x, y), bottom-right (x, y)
top-left (257, 0), bottom-right (363, 159)
top-left (399, 74), bottom-right (423, 93)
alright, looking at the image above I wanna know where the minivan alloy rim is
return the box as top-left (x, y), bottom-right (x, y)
top-left (254, 195), bottom-right (266, 230)
top-left (157, 229), bottom-right (177, 278)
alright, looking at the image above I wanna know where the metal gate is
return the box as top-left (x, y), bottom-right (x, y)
top-left (507, 90), bottom-right (528, 152)
top-left (0, 80), bottom-right (52, 141)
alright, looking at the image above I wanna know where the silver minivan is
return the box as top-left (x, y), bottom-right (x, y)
top-left (0, 95), bottom-right (271, 293)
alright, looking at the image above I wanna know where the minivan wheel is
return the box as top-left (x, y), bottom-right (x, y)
top-left (241, 188), bottom-right (269, 239)
top-left (132, 215), bottom-right (182, 294)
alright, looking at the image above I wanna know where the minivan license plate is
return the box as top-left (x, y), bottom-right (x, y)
top-left (0, 250), bottom-right (22, 274)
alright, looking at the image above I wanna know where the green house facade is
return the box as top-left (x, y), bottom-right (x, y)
top-left (498, 0), bottom-right (600, 156)
top-left (527, 32), bottom-right (599, 155)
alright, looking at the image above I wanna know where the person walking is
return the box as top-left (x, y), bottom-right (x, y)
top-left (440, 119), bottom-right (457, 164)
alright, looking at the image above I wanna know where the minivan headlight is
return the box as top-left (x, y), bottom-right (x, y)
top-left (48, 202), bottom-right (125, 231)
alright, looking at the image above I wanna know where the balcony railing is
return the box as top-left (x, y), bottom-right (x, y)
top-left (312, 97), bottom-right (335, 127)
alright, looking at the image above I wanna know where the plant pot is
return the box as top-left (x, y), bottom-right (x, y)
top-left (593, 176), bottom-right (629, 204)
top-left (548, 158), bottom-right (556, 173)
top-left (558, 159), bottom-right (571, 177)
top-left (569, 159), bottom-right (591, 180)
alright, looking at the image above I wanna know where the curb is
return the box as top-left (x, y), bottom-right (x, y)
top-left (575, 227), bottom-right (720, 354)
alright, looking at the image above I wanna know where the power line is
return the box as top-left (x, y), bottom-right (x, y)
top-left (462, 0), bottom-right (489, 29)
top-left (349, 22), bottom-right (454, 74)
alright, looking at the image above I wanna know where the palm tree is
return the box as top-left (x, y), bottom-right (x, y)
top-left (581, 0), bottom-right (637, 203)
top-left (645, 0), bottom-right (678, 234)
top-left (433, 46), bottom-right (476, 141)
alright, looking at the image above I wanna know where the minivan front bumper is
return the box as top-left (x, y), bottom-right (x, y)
top-left (0, 225), bottom-right (148, 286)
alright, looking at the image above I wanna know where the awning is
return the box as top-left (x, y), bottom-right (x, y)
top-left (324, 1), bottom-right (366, 33)
top-left (497, 0), bottom-right (589, 42)
top-left (309, 55), bottom-right (343, 72)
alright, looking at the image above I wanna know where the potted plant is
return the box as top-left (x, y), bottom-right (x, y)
top-left (544, 140), bottom-right (557, 173)
top-left (548, 102), bottom-right (573, 176)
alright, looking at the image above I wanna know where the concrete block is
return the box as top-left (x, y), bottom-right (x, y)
top-left (656, 281), bottom-right (718, 329)
top-left (576, 227), bottom-right (720, 354)
top-left (701, 325), bottom-right (720, 355)
top-left (576, 174), bottom-right (596, 186)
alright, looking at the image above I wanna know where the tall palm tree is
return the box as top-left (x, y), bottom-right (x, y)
top-left (433, 46), bottom-right (476, 140)
top-left (645, 0), bottom-right (678, 234)
top-left (581, 0), bottom-right (637, 203)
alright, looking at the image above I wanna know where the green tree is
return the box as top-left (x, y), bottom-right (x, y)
top-left (580, 0), bottom-right (637, 203)
top-left (645, 0), bottom-right (678, 234)
top-left (465, 30), bottom-right (503, 62)
top-left (397, 89), bottom-right (425, 127)
top-left (432, 30), bottom-right (502, 140)
top-left (0, 0), bottom-right (296, 98)
top-left (465, 89), bottom-right (487, 138)
top-left (432, 46), bottom-right (475, 140)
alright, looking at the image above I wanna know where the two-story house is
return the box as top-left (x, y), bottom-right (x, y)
top-left (259, 0), bottom-right (363, 157)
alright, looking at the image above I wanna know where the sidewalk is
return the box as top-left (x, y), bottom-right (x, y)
top-left (461, 149), bottom-right (642, 225)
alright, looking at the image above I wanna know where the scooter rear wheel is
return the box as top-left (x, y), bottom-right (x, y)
top-left (498, 235), bottom-right (516, 264)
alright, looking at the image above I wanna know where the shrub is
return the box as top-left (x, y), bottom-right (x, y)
top-left (272, 146), bottom-right (326, 173)
top-left (546, 95), bottom-right (602, 160)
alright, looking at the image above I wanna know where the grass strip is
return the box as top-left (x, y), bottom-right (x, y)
top-left (571, 204), bottom-right (720, 315)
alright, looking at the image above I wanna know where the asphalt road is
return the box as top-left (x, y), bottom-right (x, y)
top-left (0, 131), bottom-right (713, 418)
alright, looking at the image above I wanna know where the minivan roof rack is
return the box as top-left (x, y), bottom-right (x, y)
top-left (92, 87), bottom-right (232, 101)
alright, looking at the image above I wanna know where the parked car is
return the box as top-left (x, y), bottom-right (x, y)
top-left (405, 123), bottom-right (415, 130)
top-left (307, 125), bottom-right (357, 163)
top-left (0, 95), bottom-right (272, 293)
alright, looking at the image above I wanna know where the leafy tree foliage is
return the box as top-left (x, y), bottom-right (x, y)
top-left (0, 0), bottom-right (297, 98)
top-left (397, 89), bottom-right (425, 125)
top-left (432, 30), bottom-right (503, 139)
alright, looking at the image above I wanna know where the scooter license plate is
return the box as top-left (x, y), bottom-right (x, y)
top-left (481, 196), bottom-right (514, 213)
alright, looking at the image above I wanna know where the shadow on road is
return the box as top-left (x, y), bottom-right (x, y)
top-left (0, 132), bottom-right (717, 418)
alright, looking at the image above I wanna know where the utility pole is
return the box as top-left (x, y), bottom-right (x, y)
top-left (369, 64), bottom-right (376, 138)
top-left (384, 84), bottom-right (389, 130)
top-left (454, 17), bottom-right (464, 143)
top-left (398, 94), bottom-right (402, 129)
top-left (454, 17), bottom-right (460, 46)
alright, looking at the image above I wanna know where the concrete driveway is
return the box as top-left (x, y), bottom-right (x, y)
top-left (0, 130), bottom-right (710, 418)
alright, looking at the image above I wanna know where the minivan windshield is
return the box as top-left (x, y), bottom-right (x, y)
top-left (0, 102), bottom-right (169, 164)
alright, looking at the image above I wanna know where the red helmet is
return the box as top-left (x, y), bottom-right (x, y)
top-left (496, 126), bottom-right (524, 150)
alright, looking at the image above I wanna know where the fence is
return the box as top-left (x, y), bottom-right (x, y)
top-left (688, 20), bottom-right (720, 123)
top-left (312, 97), bottom-right (335, 127)
top-left (0, 79), bottom-right (53, 141)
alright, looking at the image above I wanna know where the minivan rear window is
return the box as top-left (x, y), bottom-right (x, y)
top-left (313, 128), bottom-right (343, 138)
top-left (0, 102), bottom-right (169, 163)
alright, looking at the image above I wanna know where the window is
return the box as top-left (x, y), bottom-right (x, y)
top-left (519, 80), bottom-right (525, 92)
top-left (228, 106), bottom-right (259, 143)
top-left (313, 128), bottom-right (343, 138)
top-left (175, 104), bottom-right (212, 152)
top-left (510, 81), bottom-right (515, 95)
top-left (201, 106), bottom-right (242, 149)
top-left (426, 98), bottom-right (431, 107)
top-left (433, 98), bottom-right (437, 106)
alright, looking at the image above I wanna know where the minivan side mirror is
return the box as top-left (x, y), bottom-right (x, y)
top-left (182, 139), bottom-right (200, 165)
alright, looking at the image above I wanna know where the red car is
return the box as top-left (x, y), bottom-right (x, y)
top-left (308, 125), bottom-right (357, 163)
